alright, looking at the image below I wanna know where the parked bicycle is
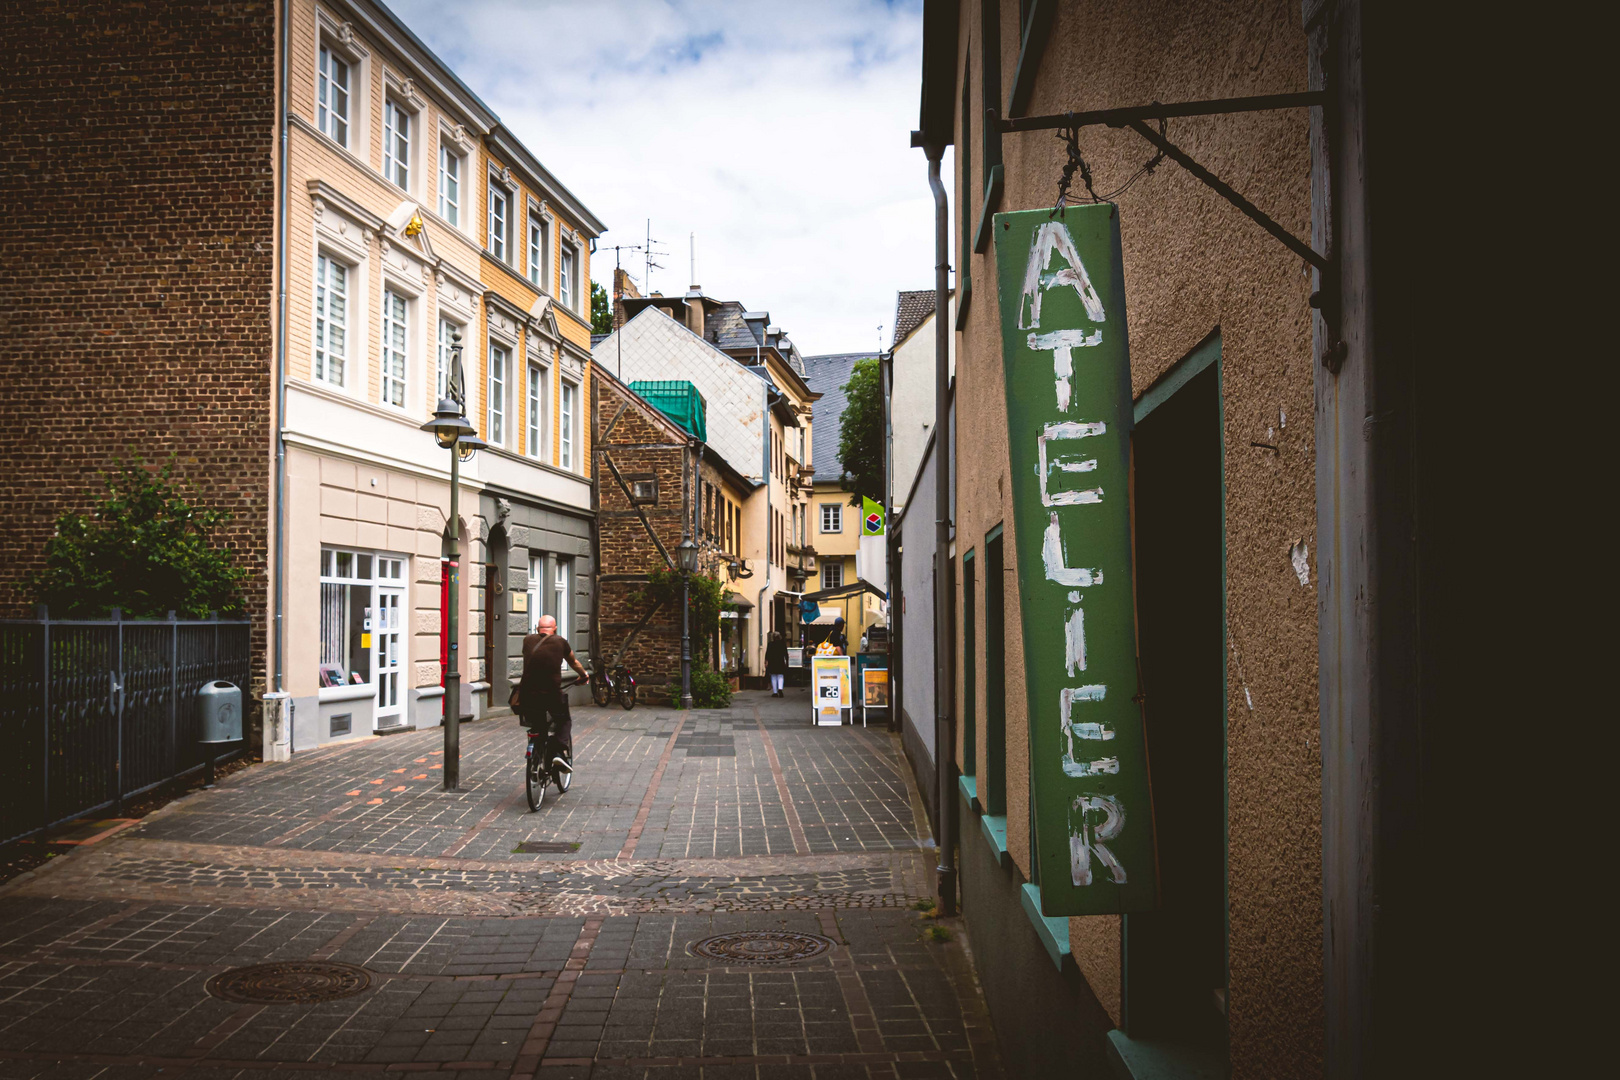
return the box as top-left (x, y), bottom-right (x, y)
top-left (524, 724), bottom-right (571, 811)
top-left (590, 662), bottom-right (638, 710)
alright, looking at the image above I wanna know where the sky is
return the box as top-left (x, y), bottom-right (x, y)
top-left (386, 0), bottom-right (944, 357)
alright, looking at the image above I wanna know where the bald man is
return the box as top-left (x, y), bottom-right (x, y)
top-left (520, 615), bottom-right (588, 773)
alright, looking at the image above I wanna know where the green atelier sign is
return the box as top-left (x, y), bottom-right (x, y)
top-left (993, 206), bottom-right (1157, 915)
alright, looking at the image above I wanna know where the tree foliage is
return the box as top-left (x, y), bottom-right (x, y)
top-left (25, 457), bottom-right (247, 619)
top-left (836, 356), bottom-right (884, 506)
top-left (635, 568), bottom-right (726, 644)
top-left (591, 280), bottom-right (613, 335)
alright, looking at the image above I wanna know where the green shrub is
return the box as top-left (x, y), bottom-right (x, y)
top-left (688, 660), bottom-right (733, 709)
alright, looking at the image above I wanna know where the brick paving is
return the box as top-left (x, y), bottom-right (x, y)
top-left (0, 690), bottom-right (1000, 1078)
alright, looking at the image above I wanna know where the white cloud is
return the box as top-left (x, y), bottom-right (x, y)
top-left (384, 0), bottom-right (945, 356)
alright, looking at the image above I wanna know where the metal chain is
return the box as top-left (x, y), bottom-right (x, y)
top-left (1051, 112), bottom-right (1169, 217)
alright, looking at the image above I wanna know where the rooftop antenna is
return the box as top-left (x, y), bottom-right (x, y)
top-left (643, 219), bottom-right (666, 296)
top-left (690, 232), bottom-right (696, 286)
top-left (602, 242), bottom-right (644, 379)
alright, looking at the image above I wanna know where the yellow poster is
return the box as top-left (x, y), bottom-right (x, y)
top-left (862, 669), bottom-right (889, 708)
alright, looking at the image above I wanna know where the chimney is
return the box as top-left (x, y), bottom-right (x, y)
top-left (612, 267), bottom-right (642, 329)
top-left (685, 286), bottom-right (705, 338)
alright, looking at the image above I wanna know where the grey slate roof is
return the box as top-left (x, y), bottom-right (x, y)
top-left (803, 351), bottom-right (872, 481)
top-left (892, 289), bottom-right (935, 349)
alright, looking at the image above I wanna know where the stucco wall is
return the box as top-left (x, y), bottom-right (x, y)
top-left (947, 1), bottom-right (1320, 1076)
top-left (890, 302), bottom-right (955, 511)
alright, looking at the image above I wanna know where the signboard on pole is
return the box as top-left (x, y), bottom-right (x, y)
top-left (811, 655), bottom-right (851, 725)
top-left (862, 668), bottom-right (889, 708)
top-left (993, 204), bottom-right (1157, 916)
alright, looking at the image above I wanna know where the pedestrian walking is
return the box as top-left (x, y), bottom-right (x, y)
top-left (827, 616), bottom-right (848, 655)
top-left (520, 615), bottom-right (588, 774)
top-left (766, 631), bottom-right (789, 697)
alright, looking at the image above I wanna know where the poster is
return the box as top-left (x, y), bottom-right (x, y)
top-left (810, 655), bottom-right (851, 725)
top-left (862, 668), bottom-right (889, 708)
top-left (993, 204), bottom-right (1157, 916)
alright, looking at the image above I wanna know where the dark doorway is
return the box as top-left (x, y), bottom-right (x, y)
top-left (488, 527), bottom-right (511, 712)
top-left (984, 529), bottom-right (1006, 817)
top-left (1126, 357), bottom-right (1226, 1055)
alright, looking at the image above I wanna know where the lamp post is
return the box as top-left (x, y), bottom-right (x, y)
top-left (419, 329), bottom-right (483, 791)
top-left (677, 537), bottom-right (699, 709)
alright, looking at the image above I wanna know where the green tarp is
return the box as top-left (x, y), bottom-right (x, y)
top-left (630, 380), bottom-right (707, 443)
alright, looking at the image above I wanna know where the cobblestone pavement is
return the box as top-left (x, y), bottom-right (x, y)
top-left (0, 691), bottom-right (1001, 1078)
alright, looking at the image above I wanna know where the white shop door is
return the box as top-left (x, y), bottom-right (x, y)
top-left (374, 558), bottom-right (406, 727)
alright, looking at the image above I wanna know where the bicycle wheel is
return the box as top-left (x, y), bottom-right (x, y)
top-left (590, 670), bottom-right (611, 707)
top-left (617, 681), bottom-right (636, 710)
top-left (525, 752), bottom-right (545, 811)
top-left (554, 750), bottom-right (572, 795)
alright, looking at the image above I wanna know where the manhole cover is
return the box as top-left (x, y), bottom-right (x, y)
top-left (515, 841), bottom-right (581, 853)
top-left (206, 961), bottom-right (371, 1004)
top-left (688, 930), bottom-right (836, 965)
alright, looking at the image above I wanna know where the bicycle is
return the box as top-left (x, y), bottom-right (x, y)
top-left (590, 662), bottom-right (638, 710)
top-left (524, 726), bottom-right (572, 811)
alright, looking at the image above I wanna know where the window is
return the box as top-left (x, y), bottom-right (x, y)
top-left (559, 244), bottom-right (575, 308)
top-left (487, 342), bottom-right (508, 446)
top-left (560, 380), bottom-right (576, 470)
top-left (821, 503), bottom-right (842, 533)
top-left (527, 553), bottom-right (542, 632)
top-left (439, 145), bottom-right (461, 226)
top-left (553, 558), bottom-right (572, 636)
top-left (381, 289), bottom-right (407, 407)
top-left (436, 317), bottom-right (457, 402)
top-left (821, 560), bottom-right (843, 591)
top-left (314, 253), bottom-right (348, 386)
top-left (525, 362), bottom-right (547, 460)
top-left (383, 100), bottom-right (410, 190)
top-left (629, 476), bottom-right (657, 504)
top-left (527, 211), bottom-right (548, 288)
top-left (318, 547), bottom-right (373, 687)
top-left (317, 46), bottom-right (350, 146)
top-left (487, 181), bottom-right (509, 261)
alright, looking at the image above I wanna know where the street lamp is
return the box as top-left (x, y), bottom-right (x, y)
top-left (418, 328), bottom-right (480, 791)
top-left (677, 537), bottom-right (699, 710)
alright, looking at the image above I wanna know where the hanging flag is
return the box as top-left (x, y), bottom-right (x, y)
top-left (994, 204), bottom-right (1157, 917)
top-left (799, 599), bottom-right (820, 622)
top-left (862, 496), bottom-right (885, 536)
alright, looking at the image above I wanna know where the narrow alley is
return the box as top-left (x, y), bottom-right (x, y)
top-left (0, 691), bottom-right (1000, 1078)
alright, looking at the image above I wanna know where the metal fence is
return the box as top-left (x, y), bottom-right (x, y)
top-left (0, 609), bottom-right (252, 846)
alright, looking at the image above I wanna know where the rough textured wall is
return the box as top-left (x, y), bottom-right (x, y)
top-left (0, 1), bottom-right (276, 674)
top-left (593, 375), bottom-right (692, 701)
top-left (951, 0), bottom-right (1320, 1075)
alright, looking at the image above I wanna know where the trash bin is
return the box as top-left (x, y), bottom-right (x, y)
top-left (198, 680), bottom-right (243, 744)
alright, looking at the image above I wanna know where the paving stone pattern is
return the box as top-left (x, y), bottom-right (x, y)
top-left (0, 691), bottom-right (1000, 1078)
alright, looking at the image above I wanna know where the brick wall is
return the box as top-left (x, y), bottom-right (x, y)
top-left (0, 3), bottom-right (276, 692)
top-left (593, 374), bottom-right (696, 702)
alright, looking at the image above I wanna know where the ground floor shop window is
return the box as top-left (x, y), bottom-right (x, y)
top-left (319, 547), bottom-right (408, 726)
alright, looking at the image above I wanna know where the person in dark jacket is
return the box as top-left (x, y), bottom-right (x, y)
top-left (520, 615), bottom-right (587, 773)
top-left (828, 617), bottom-right (848, 655)
top-left (765, 632), bottom-right (789, 696)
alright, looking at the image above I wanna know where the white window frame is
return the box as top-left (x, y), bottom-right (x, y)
top-left (553, 557), bottom-right (571, 636)
top-left (821, 502), bottom-right (842, 533)
top-left (487, 179), bottom-right (510, 262)
top-left (435, 316), bottom-right (458, 404)
top-left (525, 360), bottom-right (548, 461)
top-left (380, 288), bottom-right (408, 408)
top-left (527, 553), bottom-right (543, 633)
top-left (487, 341), bottom-right (508, 447)
top-left (527, 208), bottom-right (548, 288)
top-left (559, 378), bottom-right (578, 471)
top-left (821, 560), bottom-right (843, 591)
top-left (314, 252), bottom-right (351, 388)
top-left (438, 143), bottom-right (462, 227)
top-left (559, 243), bottom-right (576, 309)
top-left (317, 44), bottom-right (351, 147)
top-left (383, 98), bottom-right (412, 191)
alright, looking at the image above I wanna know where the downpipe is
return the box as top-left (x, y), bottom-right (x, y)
top-left (926, 145), bottom-right (956, 917)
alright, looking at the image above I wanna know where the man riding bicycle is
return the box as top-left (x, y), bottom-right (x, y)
top-left (519, 615), bottom-right (587, 779)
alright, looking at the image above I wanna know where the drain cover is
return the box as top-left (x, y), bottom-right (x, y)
top-left (688, 930), bottom-right (836, 965)
top-left (206, 961), bottom-right (371, 1004)
top-left (515, 841), bottom-right (581, 853)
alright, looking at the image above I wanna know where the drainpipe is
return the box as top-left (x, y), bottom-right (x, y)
top-left (925, 143), bottom-right (956, 916)
top-left (266, 0), bottom-right (293, 758)
top-left (756, 382), bottom-right (771, 660)
top-left (881, 348), bottom-right (898, 734)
